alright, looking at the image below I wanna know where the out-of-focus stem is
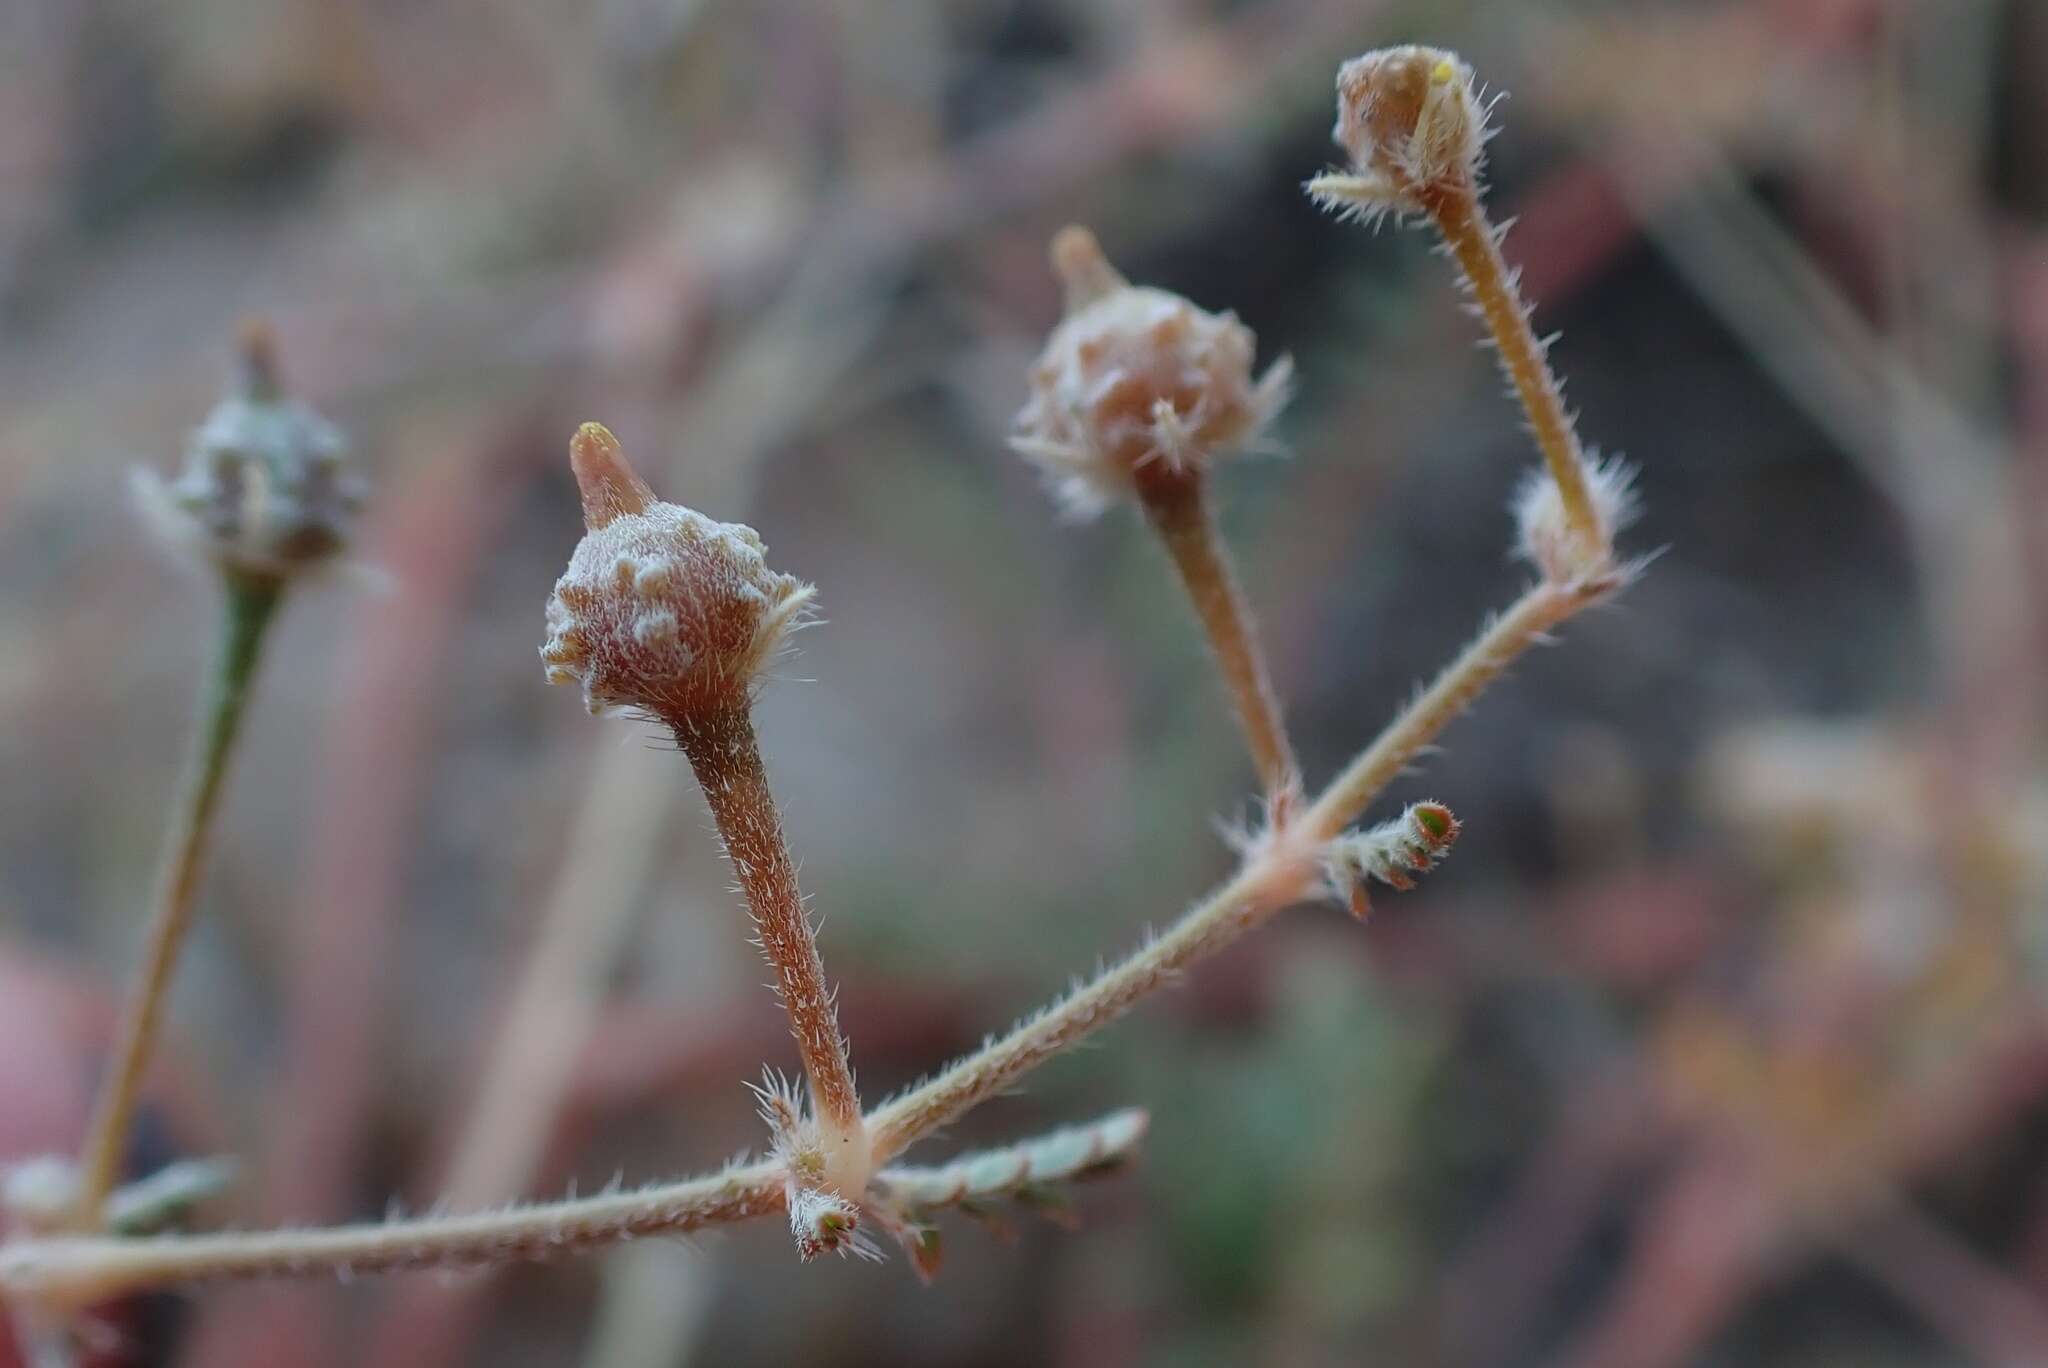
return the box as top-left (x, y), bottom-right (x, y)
top-left (1138, 470), bottom-right (1301, 808)
top-left (73, 572), bottom-right (284, 1226)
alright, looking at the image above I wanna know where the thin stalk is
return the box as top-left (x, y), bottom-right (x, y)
top-left (73, 573), bottom-right (284, 1225)
top-left (2, 1164), bottom-right (785, 1311)
top-left (868, 838), bottom-right (1314, 1161)
top-left (442, 744), bottom-right (672, 1212)
top-left (1421, 181), bottom-right (1604, 557)
top-left (1300, 577), bottom-right (1606, 842)
top-left (868, 574), bottom-right (1615, 1161)
top-left (672, 704), bottom-right (867, 1191)
top-left (1138, 471), bottom-right (1300, 807)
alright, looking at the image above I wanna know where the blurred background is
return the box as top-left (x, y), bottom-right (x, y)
top-left (2, 0), bottom-right (2045, 1363)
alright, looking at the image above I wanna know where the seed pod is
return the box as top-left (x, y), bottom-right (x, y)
top-left (541, 424), bottom-right (814, 719)
top-left (131, 323), bottom-right (365, 583)
top-left (1011, 227), bottom-right (1290, 518)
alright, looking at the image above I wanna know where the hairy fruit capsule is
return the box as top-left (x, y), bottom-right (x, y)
top-left (541, 424), bottom-right (814, 720)
top-left (1011, 226), bottom-right (1290, 518)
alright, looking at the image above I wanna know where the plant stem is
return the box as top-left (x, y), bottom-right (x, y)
top-left (3, 1164), bottom-right (785, 1311)
top-left (1137, 471), bottom-right (1300, 807)
top-left (73, 573), bottom-right (284, 1226)
top-left (672, 704), bottom-right (867, 1191)
top-left (1421, 181), bottom-right (1603, 557)
top-left (0, 1108), bottom-right (1153, 1305)
top-left (876, 1108), bottom-right (1149, 1212)
top-left (868, 575), bottom-right (1615, 1162)
top-left (1300, 576), bottom-right (1609, 843)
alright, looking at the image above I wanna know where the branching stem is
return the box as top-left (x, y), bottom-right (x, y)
top-left (4, 1164), bottom-right (785, 1311)
top-left (73, 573), bottom-right (284, 1226)
top-left (1421, 181), bottom-right (1603, 557)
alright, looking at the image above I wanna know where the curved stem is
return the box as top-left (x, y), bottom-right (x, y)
top-left (1138, 472), bottom-right (1301, 807)
top-left (673, 705), bottom-right (867, 1190)
top-left (74, 573), bottom-right (284, 1226)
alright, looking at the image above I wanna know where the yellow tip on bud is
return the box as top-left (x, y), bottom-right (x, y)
top-left (570, 422), bottom-right (655, 531)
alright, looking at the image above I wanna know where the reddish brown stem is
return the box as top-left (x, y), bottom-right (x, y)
top-left (672, 704), bottom-right (867, 1186)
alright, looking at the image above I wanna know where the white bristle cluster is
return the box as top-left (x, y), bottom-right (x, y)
top-left (1513, 451), bottom-right (1638, 584)
top-left (1011, 226), bottom-right (1291, 518)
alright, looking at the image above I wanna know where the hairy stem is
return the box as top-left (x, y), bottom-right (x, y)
top-left (1421, 181), bottom-right (1603, 557)
top-left (1302, 576), bottom-right (1611, 843)
top-left (1138, 471), bottom-right (1300, 807)
top-left (867, 847), bottom-right (1314, 1161)
top-left (2, 1164), bottom-right (784, 1311)
top-left (74, 573), bottom-right (284, 1226)
top-left (877, 1108), bottom-right (1149, 1212)
top-left (673, 704), bottom-right (867, 1190)
top-left (442, 744), bottom-right (672, 1211)
top-left (869, 575), bottom-right (1614, 1161)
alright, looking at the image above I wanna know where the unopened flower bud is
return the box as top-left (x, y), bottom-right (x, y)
top-left (1011, 226), bottom-right (1290, 518)
top-left (541, 424), bottom-right (814, 719)
top-left (1332, 46), bottom-right (1486, 198)
top-left (132, 322), bottom-right (365, 582)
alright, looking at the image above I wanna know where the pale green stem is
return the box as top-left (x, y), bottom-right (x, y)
top-left (73, 574), bottom-right (284, 1226)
